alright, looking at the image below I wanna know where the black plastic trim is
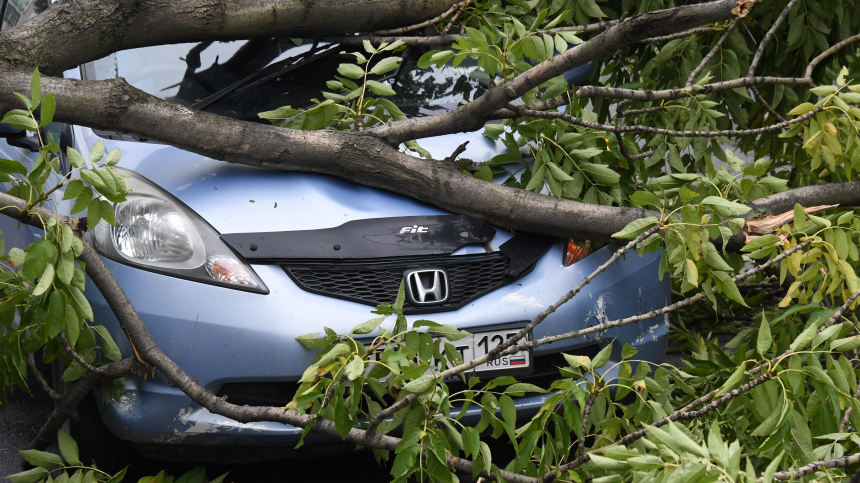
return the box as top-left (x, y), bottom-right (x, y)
top-left (222, 215), bottom-right (496, 261)
top-left (281, 252), bottom-right (535, 314)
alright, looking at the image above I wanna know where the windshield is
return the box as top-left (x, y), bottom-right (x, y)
top-left (89, 39), bottom-right (490, 122)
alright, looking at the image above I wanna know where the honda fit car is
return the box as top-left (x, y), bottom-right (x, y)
top-left (0, 0), bottom-right (669, 463)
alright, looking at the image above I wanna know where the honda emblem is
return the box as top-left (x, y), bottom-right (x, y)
top-left (403, 268), bottom-right (449, 305)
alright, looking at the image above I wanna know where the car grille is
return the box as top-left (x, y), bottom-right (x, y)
top-left (281, 253), bottom-right (529, 314)
top-left (216, 345), bottom-right (601, 408)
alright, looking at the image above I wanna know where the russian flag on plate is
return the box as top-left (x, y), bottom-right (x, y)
top-left (510, 355), bottom-right (526, 366)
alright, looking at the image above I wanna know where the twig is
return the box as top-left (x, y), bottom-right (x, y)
top-left (58, 332), bottom-right (106, 376)
top-left (508, 104), bottom-right (822, 139)
top-left (443, 141), bottom-right (470, 163)
top-left (761, 453), bottom-right (860, 482)
top-left (615, 133), bottom-right (653, 162)
top-left (372, 0), bottom-right (472, 35)
top-left (687, 18), bottom-right (739, 87)
top-left (618, 106), bottom-right (665, 118)
top-left (531, 76), bottom-right (812, 112)
top-left (806, 32), bottom-right (860, 79)
top-left (748, 0), bottom-right (801, 77)
top-left (641, 26), bottom-right (717, 43)
top-left (24, 354), bottom-right (59, 401)
top-left (749, 85), bottom-right (787, 123)
top-left (839, 381), bottom-right (860, 432)
top-left (579, 392), bottom-right (596, 458)
top-left (819, 288), bottom-right (860, 332)
top-left (536, 19), bottom-right (620, 36)
top-left (441, 3), bottom-right (465, 35)
top-left (312, 34), bottom-right (459, 47)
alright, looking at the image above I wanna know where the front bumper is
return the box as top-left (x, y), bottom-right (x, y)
top-left (87, 243), bottom-right (669, 450)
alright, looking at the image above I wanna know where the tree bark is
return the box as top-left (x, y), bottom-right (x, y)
top-left (0, 0), bottom-right (461, 75)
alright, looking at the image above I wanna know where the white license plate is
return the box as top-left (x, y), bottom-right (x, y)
top-left (368, 327), bottom-right (532, 379)
top-left (454, 329), bottom-right (532, 374)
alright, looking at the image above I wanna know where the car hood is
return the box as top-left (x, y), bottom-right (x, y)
top-left (79, 127), bottom-right (506, 234)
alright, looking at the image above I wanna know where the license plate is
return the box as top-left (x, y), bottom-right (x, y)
top-left (454, 329), bottom-right (532, 376)
top-left (368, 326), bottom-right (533, 380)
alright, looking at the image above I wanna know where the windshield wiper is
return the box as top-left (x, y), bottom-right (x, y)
top-left (191, 42), bottom-right (341, 112)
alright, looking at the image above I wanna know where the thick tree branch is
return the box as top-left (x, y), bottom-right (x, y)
top-left (0, 0), bottom-right (463, 74)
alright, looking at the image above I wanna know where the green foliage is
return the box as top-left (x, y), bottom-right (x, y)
top-left (5, 430), bottom-right (228, 483)
top-left (0, 69), bottom-right (131, 409)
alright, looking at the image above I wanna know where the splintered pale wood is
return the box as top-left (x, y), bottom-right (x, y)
top-left (746, 204), bottom-right (839, 235)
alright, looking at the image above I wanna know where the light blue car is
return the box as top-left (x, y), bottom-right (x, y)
top-left (0, 3), bottom-right (669, 464)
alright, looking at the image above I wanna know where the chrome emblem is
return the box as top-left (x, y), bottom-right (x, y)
top-left (404, 268), bottom-right (449, 305)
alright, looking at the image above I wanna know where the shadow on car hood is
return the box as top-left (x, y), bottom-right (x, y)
top-left (78, 128), bottom-right (507, 234)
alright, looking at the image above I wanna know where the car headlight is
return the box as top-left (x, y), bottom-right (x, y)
top-left (91, 168), bottom-right (268, 293)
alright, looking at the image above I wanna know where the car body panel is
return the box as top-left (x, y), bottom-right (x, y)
top-left (89, 242), bottom-right (668, 446)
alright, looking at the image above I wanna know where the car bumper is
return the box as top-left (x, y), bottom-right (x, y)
top-left (87, 243), bottom-right (669, 448)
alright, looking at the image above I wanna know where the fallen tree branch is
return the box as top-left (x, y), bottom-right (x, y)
top-left (58, 332), bottom-right (106, 376)
top-left (24, 354), bottom-right (59, 401)
top-left (762, 453), bottom-right (860, 482)
top-left (508, 104), bottom-right (821, 138)
top-left (27, 357), bottom-right (136, 451)
top-left (642, 26), bottom-right (717, 43)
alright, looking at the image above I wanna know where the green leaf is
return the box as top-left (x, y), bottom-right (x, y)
top-left (337, 63), bottom-right (365, 79)
top-left (757, 314), bottom-right (771, 357)
top-left (101, 200), bottom-right (115, 226)
top-left (56, 249), bottom-right (74, 284)
top-left (30, 67), bottom-right (41, 110)
top-left (369, 57), bottom-right (401, 75)
top-left (32, 263), bottom-right (54, 297)
top-left (612, 216), bottom-right (659, 240)
top-left (712, 271), bottom-right (748, 307)
top-left (499, 394), bottom-right (516, 429)
top-left (44, 290), bottom-right (65, 338)
top-left (621, 343), bottom-right (638, 360)
top-left (67, 147), bottom-right (86, 169)
top-left (402, 375), bottom-right (435, 394)
top-left (39, 93), bottom-right (55, 127)
top-left (831, 334), bottom-right (860, 352)
top-left (0, 157), bottom-right (28, 176)
top-left (295, 333), bottom-right (337, 349)
top-left (3, 114), bottom-right (38, 131)
top-left (57, 429), bottom-right (81, 466)
top-left (335, 397), bottom-right (352, 440)
top-left (545, 162), bottom-right (573, 181)
top-left (365, 80), bottom-right (396, 96)
top-left (590, 341), bottom-right (612, 370)
top-left (716, 363), bottom-right (746, 397)
top-left (175, 467), bottom-right (205, 483)
top-left (87, 197), bottom-right (102, 229)
top-left (352, 316), bottom-right (386, 335)
top-left (474, 162), bottom-right (493, 182)
top-left (580, 162), bottom-right (620, 185)
top-left (810, 85), bottom-right (839, 97)
top-left (18, 449), bottom-right (63, 468)
top-left (104, 149), bottom-right (121, 166)
top-left (62, 179), bottom-right (85, 200)
top-left (700, 196), bottom-right (751, 216)
top-left (70, 188), bottom-right (93, 215)
top-left (4, 467), bottom-right (48, 483)
top-left (787, 102), bottom-right (815, 115)
top-left (92, 325), bottom-right (122, 362)
top-left (23, 239), bottom-right (56, 280)
top-left (69, 286), bottom-right (93, 321)
top-left (345, 355), bottom-right (365, 380)
top-left (88, 141), bottom-right (105, 163)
